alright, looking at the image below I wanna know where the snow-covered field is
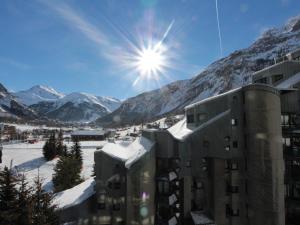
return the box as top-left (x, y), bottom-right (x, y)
top-left (1, 140), bottom-right (106, 191)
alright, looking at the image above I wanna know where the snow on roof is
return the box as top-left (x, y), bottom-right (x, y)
top-left (168, 216), bottom-right (178, 225)
top-left (190, 211), bottom-right (215, 225)
top-left (100, 136), bottom-right (154, 168)
top-left (53, 177), bottom-right (95, 209)
top-left (168, 110), bottom-right (230, 141)
top-left (185, 87), bottom-right (241, 110)
top-left (71, 130), bottom-right (105, 136)
top-left (169, 194), bottom-right (177, 205)
top-left (276, 72), bottom-right (300, 89)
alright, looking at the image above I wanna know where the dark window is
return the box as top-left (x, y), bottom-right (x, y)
top-left (187, 114), bottom-right (194, 123)
top-left (233, 141), bottom-right (238, 148)
top-left (197, 113), bottom-right (206, 122)
top-left (158, 180), bottom-right (169, 195)
top-left (186, 160), bottom-right (191, 168)
top-left (113, 199), bottom-right (121, 210)
top-left (114, 182), bottom-right (121, 189)
top-left (256, 77), bottom-right (267, 84)
top-left (203, 140), bottom-right (209, 148)
top-left (272, 74), bottom-right (283, 83)
top-left (97, 194), bottom-right (106, 210)
top-left (224, 136), bottom-right (230, 142)
top-left (97, 202), bottom-right (106, 210)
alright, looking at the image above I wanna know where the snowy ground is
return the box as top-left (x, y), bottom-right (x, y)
top-left (1, 140), bottom-right (106, 191)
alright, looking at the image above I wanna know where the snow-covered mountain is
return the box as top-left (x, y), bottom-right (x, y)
top-left (96, 15), bottom-right (300, 126)
top-left (0, 83), bottom-right (36, 120)
top-left (13, 85), bottom-right (64, 106)
top-left (30, 92), bottom-right (122, 123)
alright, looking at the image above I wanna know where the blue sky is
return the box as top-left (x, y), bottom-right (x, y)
top-left (0, 0), bottom-right (299, 99)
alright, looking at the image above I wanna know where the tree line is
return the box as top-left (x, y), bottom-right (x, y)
top-left (0, 166), bottom-right (58, 225)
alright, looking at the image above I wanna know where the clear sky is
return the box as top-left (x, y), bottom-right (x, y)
top-left (0, 0), bottom-right (299, 99)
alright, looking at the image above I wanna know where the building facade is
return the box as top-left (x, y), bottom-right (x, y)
top-left (92, 50), bottom-right (300, 225)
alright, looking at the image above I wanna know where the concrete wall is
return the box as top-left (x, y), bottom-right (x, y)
top-left (126, 147), bottom-right (156, 225)
top-left (252, 61), bottom-right (300, 86)
top-left (244, 85), bottom-right (285, 225)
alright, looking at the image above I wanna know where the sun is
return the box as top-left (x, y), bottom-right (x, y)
top-left (136, 47), bottom-right (164, 76)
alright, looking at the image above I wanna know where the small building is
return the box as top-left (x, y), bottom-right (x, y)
top-left (71, 130), bottom-right (108, 141)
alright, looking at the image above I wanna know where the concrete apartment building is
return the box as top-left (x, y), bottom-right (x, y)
top-left (93, 49), bottom-right (300, 225)
top-left (253, 48), bottom-right (300, 225)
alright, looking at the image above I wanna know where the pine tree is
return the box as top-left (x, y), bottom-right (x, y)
top-left (15, 174), bottom-right (33, 225)
top-left (52, 156), bottom-right (82, 192)
top-left (70, 137), bottom-right (83, 167)
top-left (0, 166), bottom-right (18, 225)
top-left (43, 133), bottom-right (57, 161)
top-left (62, 144), bottom-right (69, 157)
top-left (56, 130), bottom-right (64, 156)
top-left (32, 175), bottom-right (59, 225)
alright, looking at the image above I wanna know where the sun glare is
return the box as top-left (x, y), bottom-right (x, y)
top-left (137, 47), bottom-right (164, 75)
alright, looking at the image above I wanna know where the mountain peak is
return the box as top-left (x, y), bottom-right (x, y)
top-left (14, 85), bottom-right (64, 105)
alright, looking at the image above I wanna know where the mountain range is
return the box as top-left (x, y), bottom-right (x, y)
top-left (1, 15), bottom-right (300, 125)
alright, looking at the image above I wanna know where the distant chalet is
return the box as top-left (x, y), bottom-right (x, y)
top-left (71, 130), bottom-right (109, 141)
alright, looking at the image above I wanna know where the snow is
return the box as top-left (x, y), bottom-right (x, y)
top-left (169, 194), bottom-right (177, 205)
top-left (1, 141), bottom-right (105, 191)
top-left (276, 72), bottom-right (300, 88)
top-left (2, 123), bottom-right (63, 132)
top-left (100, 136), bottom-right (154, 168)
top-left (168, 216), bottom-right (177, 225)
top-left (53, 177), bottom-right (95, 209)
top-left (169, 172), bottom-right (177, 181)
top-left (14, 85), bottom-right (64, 106)
top-left (190, 211), bottom-right (215, 225)
top-left (54, 92), bottom-right (121, 113)
top-left (185, 87), bottom-right (241, 110)
top-left (71, 130), bottom-right (106, 136)
top-left (168, 110), bottom-right (231, 141)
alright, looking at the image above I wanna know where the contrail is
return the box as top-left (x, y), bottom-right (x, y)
top-left (154, 19), bottom-right (175, 50)
top-left (215, 0), bottom-right (223, 57)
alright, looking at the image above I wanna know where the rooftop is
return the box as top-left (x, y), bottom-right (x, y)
top-left (168, 110), bottom-right (230, 141)
top-left (71, 130), bottom-right (106, 136)
top-left (100, 136), bottom-right (154, 168)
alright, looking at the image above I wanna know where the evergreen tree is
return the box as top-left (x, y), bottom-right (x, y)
top-left (52, 156), bottom-right (82, 192)
top-left (32, 176), bottom-right (59, 225)
top-left (43, 133), bottom-right (57, 161)
top-left (15, 174), bottom-right (33, 225)
top-left (62, 144), bottom-right (69, 157)
top-left (70, 137), bottom-right (83, 167)
top-left (56, 130), bottom-right (64, 156)
top-left (0, 166), bottom-right (18, 225)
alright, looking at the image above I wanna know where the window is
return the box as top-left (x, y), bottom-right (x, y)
top-left (97, 193), bottom-right (106, 210)
top-left (187, 114), bottom-right (194, 123)
top-left (197, 113), bottom-right (206, 122)
top-left (224, 136), bottom-right (230, 142)
top-left (233, 141), bottom-right (238, 148)
top-left (256, 77), bottom-right (267, 84)
top-left (231, 119), bottom-right (237, 126)
top-left (203, 140), bottom-right (209, 148)
top-left (272, 74), bottom-right (283, 83)
top-left (158, 180), bottom-right (169, 195)
top-left (232, 209), bottom-right (240, 216)
top-left (113, 199), bottom-right (121, 210)
top-left (186, 160), bottom-right (191, 167)
top-left (225, 160), bottom-right (238, 170)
